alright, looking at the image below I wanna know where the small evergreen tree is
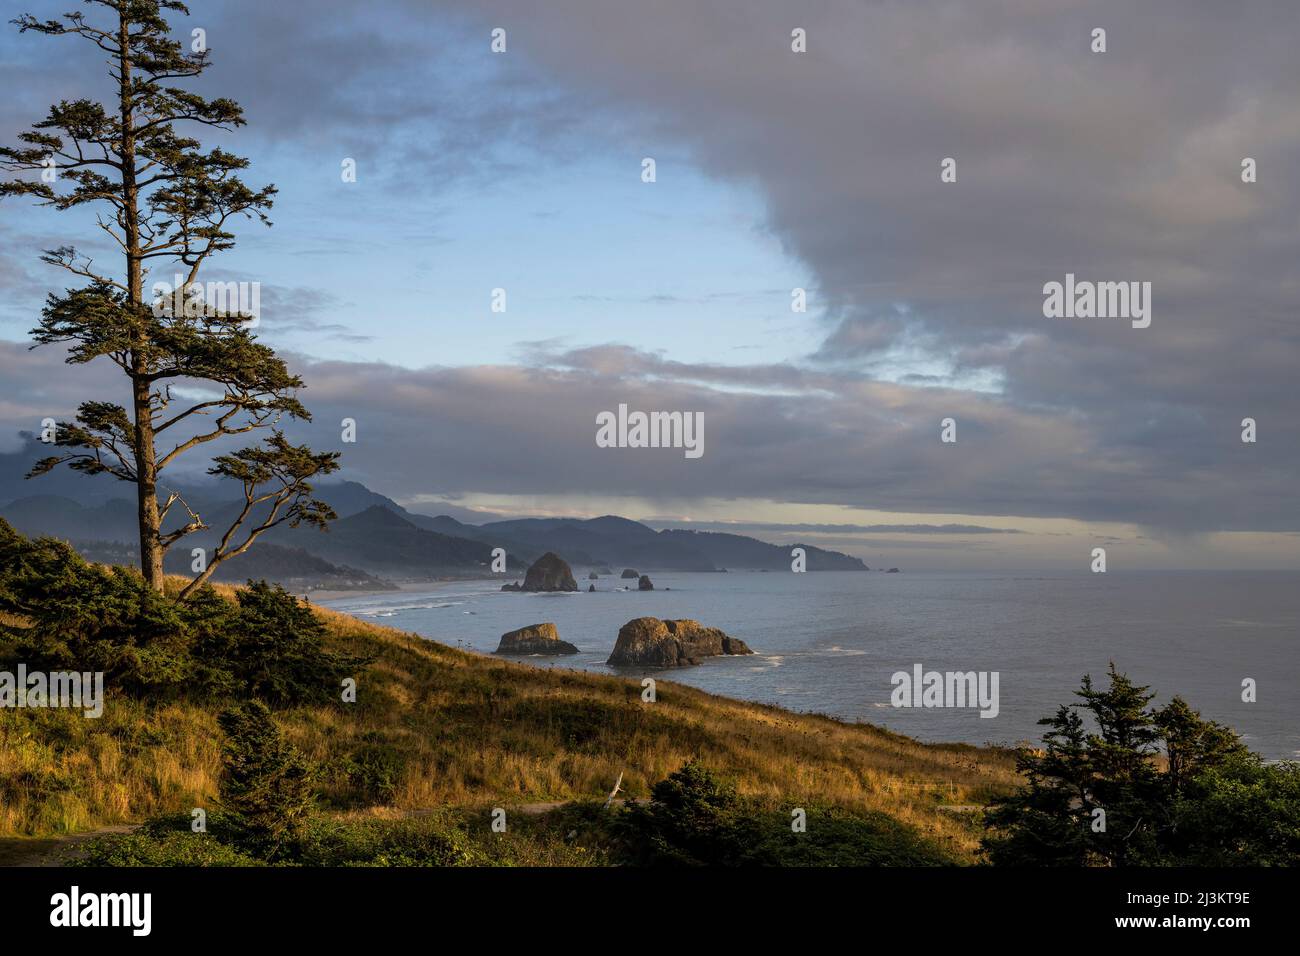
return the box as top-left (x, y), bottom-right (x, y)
top-left (982, 665), bottom-right (1279, 866)
top-left (1155, 696), bottom-right (1247, 796)
top-left (1074, 667), bottom-right (1162, 864)
top-left (982, 705), bottom-right (1094, 865)
top-left (217, 701), bottom-right (315, 857)
top-left (619, 762), bottom-right (748, 866)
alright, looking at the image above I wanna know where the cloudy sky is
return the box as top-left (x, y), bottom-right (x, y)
top-left (1, 0), bottom-right (1297, 568)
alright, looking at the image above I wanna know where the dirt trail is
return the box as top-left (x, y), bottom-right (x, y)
top-left (0, 824), bottom-right (139, 868)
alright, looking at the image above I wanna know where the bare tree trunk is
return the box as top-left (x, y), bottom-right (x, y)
top-left (117, 10), bottom-right (164, 591)
top-left (132, 377), bottom-right (165, 588)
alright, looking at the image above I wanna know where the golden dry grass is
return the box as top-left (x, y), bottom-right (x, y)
top-left (0, 577), bottom-right (1021, 858)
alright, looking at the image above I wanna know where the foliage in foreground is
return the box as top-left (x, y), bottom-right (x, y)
top-left (982, 665), bottom-right (1300, 866)
top-left (0, 520), bottom-right (364, 704)
top-left (217, 701), bottom-right (317, 858)
top-left (74, 763), bottom-right (953, 867)
top-left (614, 762), bottom-right (957, 866)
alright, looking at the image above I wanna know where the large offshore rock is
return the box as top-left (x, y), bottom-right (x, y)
top-left (606, 617), bottom-right (753, 667)
top-left (519, 552), bottom-right (579, 592)
top-left (495, 622), bottom-right (579, 655)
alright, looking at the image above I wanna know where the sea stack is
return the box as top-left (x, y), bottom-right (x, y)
top-left (638, 574), bottom-right (654, 591)
top-left (518, 552), bottom-right (579, 592)
top-left (495, 622), bottom-right (579, 655)
top-left (620, 568), bottom-right (640, 579)
top-left (606, 617), bottom-right (753, 668)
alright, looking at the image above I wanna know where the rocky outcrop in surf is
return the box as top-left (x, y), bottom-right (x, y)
top-left (515, 552), bottom-right (578, 592)
top-left (606, 617), bottom-right (752, 668)
top-left (495, 622), bottom-right (579, 655)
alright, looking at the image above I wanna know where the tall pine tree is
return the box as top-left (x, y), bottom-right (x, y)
top-left (0, 1), bottom-right (337, 597)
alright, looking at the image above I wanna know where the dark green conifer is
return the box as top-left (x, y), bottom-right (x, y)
top-left (1, 1), bottom-right (337, 598)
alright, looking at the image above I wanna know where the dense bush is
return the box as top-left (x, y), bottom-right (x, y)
top-left (1163, 754), bottom-right (1300, 865)
top-left (196, 579), bottom-right (363, 706)
top-left (343, 735), bottom-right (409, 804)
top-left (615, 761), bottom-right (956, 866)
top-left (981, 665), bottom-right (1300, 866)
top-left (74, 831), bottom-right (266, 867)
top-left (72, 809), bottom-right (594, 867)
top-left (620, 761), bottom-right (747, 865)
top-left (0, 523), bottom-right (198, 693)
top-left (218, 701), bottom-right (317, 858)
top-left (69, 808), bottom-right (261, 866)
top-left (0, 520), bottom-right (365, 705)
top-left (291, 814), bottom-right (489, 867)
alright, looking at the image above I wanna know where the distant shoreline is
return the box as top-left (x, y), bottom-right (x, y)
top-left (306, 567), bottom-right (893, 605)
top-left (305, 578), bottom-right (488, 604)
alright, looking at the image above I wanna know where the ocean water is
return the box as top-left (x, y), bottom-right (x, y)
top-left (323, 570), bottom-right (1300, 760)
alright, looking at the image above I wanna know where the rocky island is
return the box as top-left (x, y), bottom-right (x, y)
top-left (494, 622), bottom-right (579, 655)
top-left (606, 617), bottom-right (753, 667)
top-left (501, 552), bottom-right (579, 592)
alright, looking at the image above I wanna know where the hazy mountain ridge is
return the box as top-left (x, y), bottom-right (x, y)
top-left (657, 527), bottom-right (868, 571)
top-left (76, 539), bottom-right (396, 592)
top-left (0, 474), bottom-right (868, 584)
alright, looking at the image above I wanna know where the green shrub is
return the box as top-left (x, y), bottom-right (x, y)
top-left (218, 701), bottom-right (316, 857)
top-left (618, 761), bottom-right (748, 865)
top-left (292, 814), bottom-right (489, 867)
top-left (0, 523), bottom-right (195, 693)
top-left (981, 666), bottom-right (1298, 866)
top-left (615, 762), bottom-right (954, 866)
top-left (199, 580), bottom-right (366, 706)
top-left (72, 831), bottom-right (266, 866)
top-left (0, 521), bottom-right (365, 706)
top-left (344, 737), bottom-right (408, 804)
top-left (1165, 755), bottom-right (1300, 865)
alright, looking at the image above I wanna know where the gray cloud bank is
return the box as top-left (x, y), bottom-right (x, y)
top-left (0, 339), bottom-right (1292, 534)
top-left (1, 1), bottom-right (1297, 537)
top-left (647, 522), bottom-right (1025, 535)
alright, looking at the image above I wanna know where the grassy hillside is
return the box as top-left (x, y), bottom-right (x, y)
top-left (0, 577), bottom-right (1019, 861)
